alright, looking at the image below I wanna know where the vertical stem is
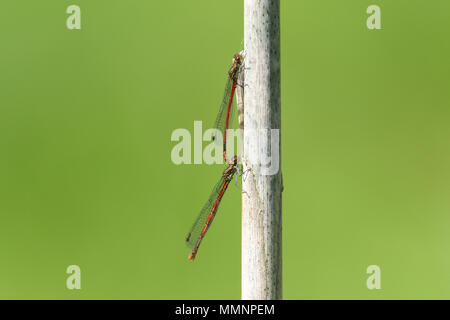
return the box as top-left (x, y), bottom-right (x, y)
top-left (242, 0), bottom-right (282, 300)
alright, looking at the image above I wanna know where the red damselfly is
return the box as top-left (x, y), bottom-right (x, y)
top-left (185, 54), bottom-right (243, 260)
top-left (185, 156), bottom-right (239, 260)
top-left (212, 54), bottom-right (242, 163)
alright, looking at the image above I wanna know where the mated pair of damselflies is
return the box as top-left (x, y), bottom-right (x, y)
top-left (185, 54), bottom-right (243, 260)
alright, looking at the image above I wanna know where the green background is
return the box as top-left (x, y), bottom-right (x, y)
top-left (0, 0), bottom-right (449, 299)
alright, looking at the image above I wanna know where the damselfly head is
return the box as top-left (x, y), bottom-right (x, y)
top-left (229, 55), bottom-right (242, 80)
top-left (234, 54), bottom-right (241, 63)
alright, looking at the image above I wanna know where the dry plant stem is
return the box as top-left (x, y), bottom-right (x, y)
top-left (242, 0), bottom-right (282, 300)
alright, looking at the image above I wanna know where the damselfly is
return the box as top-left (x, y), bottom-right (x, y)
top-left (212, 54), bottom-right (242, 163)
top-left (185, 54), bottom-right (243, 260)
top-left (185, 156), bottom-right (239, 260)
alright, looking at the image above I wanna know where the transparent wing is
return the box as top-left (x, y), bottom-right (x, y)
top-left (185, 175), bottom-right (229, 250)
top-left (213, 76), bottom-right (235, 137)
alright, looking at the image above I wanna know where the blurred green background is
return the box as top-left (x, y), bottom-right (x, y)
top-left (0, 0), bottom-right (449, 299)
